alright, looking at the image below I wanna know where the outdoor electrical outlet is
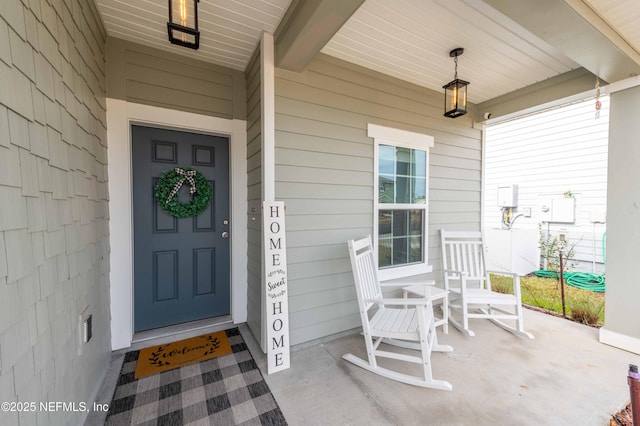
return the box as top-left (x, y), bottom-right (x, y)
top-left (84, 315), bottom-right (93, 343)
top-left (78, 306), bottom-right (92, 355)
top-left (523, 207), bottom-right (532, 217)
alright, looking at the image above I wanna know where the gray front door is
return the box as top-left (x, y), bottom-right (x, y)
top-left (132, 125), bottom-right (230, 332)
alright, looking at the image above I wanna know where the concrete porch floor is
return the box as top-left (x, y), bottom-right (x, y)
top-left (246, 308), bottom-right (638, 426)
top-left (87, 308), bottom-right (638, 425)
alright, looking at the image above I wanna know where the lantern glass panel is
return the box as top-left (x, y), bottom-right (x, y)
top-left (169, 27), bottom-right (197, 45)
top-left (170, 0), bottom-right (197, 29)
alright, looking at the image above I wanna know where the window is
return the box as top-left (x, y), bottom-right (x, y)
top-left (378, 145), bottom-right (426, 267)
top-left (368, 124), bottom-right (433, 280)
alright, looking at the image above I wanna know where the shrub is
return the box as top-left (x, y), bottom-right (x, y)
top-left (570, 297), bottom-right (604, 325)
top-left (538, 223), bottom-right (578, 272)
top-left (571, 308), bottom-right (600, 325)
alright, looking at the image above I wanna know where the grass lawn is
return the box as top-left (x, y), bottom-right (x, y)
top-left (490, 274), bottom-right (605, 325)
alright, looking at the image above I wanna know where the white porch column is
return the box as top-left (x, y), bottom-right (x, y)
top-left (599, 79), bottom-right (640, 355)
top-left (259, 32), bottom-right (276, 351)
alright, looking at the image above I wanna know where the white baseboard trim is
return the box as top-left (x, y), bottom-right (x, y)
top-left (599, 327), bottom-right (640, 355)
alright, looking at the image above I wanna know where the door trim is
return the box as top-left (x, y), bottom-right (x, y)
top-left (106, 98), bottom-right (248, 350)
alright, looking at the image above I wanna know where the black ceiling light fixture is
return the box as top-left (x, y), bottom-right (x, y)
top-left (167, 0), bottom-right (200, 50)
top-left (443, 48), bottom-right (469, 118)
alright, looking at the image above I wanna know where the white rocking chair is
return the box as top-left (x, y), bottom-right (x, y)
top-left (343, 236), bottom-right (453, 390)
top-left (440, 230), bottom-right (534, 339)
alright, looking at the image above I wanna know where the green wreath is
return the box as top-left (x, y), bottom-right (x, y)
top-left (155, 167), bottom-right (212, 218)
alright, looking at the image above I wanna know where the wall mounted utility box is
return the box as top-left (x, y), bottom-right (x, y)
top-left (538, 196), bottom-right (576, 223)
top-left (497, 184), bottom-right (518, 208)
top-left (589, 208), bottom-right (606, 223)
top-left (484, 228), bottom-right (539, 275)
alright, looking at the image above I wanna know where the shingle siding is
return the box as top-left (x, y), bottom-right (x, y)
top-left (0, 1), bottom-right (110, 425)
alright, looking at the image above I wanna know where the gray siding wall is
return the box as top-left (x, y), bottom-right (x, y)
top-left (245, 47), bottom-right (262, 342)
top-left (0, 0), bottom-right (110, 425)
top-left (106, 37), bottom-right (247, 120)
top-left (274, 54), bottom-right (482, 345)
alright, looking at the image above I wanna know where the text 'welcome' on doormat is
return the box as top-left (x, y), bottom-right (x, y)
top-left (106, 328), bottom-right (287, 425)
top-left (134, 330), bottom-right (232, 379)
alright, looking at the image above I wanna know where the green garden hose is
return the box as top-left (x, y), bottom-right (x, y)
top-left (534, 231), bottom-right (607, 293)
top-left (534, 270), bottom-right (605, 293)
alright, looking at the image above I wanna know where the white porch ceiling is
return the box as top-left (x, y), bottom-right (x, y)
top-left (583, 0), bottom-right (640, 56)
top-left (94, 0), bottom-right (640, 105)
top-left (94, 0), bottom-right (293, 70)
top-left (321, 0), bottom-right (582, 104)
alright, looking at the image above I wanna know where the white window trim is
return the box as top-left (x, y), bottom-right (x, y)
top-left (368, 123), bottom-right (434, 281)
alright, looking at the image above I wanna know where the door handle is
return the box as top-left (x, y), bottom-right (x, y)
top-left (222, 231), bottom-right (230, 239)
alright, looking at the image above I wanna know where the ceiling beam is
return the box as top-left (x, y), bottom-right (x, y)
top-left (482, 0), bottom-right (640, 84)
top-left (275, 0), bottom-right (364, 72)
top-left (475, 68), bottom-right (599, 123)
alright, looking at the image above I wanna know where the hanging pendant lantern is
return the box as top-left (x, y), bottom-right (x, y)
top-left (443, 48), bottom-right (469, 118)
top-left (167, 0), bottom-right (200, 50)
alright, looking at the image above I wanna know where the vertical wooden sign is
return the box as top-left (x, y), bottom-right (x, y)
top-left (263, 201), bottom-right (290, 374)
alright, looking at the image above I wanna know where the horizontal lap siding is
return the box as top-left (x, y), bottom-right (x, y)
top-left (484, 98), bottom-right (609, 271)
top-left (274, 54), bottom-right (482, 344)
top-left (245, 48), bottom-right (262, 341)
top-left (107, 37), bottom-right (246, 119)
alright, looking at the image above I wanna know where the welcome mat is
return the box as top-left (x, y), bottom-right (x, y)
top-left (134, 331), bottom-right (232, 379)
top-left (106, 328), bottom-right (287, 425)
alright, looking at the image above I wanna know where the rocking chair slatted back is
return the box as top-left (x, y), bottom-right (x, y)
top-left (442, 231), bottom-right (489, 287)
top-left (348, 236), bottom-right (382, 312)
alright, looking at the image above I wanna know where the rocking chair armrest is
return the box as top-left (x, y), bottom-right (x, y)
top-left (442, 269), bottom-right (468, 278)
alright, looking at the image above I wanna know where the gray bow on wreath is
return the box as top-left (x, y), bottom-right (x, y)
top-left (166, 167), bottom-right (197, 203)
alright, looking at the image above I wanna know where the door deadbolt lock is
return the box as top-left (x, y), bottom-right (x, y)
top-left (222, 231), bottom-right (230, 239)
top-left (223, 219), bottom-right (229, 225)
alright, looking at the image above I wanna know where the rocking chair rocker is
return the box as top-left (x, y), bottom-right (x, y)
top-left (343, 236), bottom-right (452, 390)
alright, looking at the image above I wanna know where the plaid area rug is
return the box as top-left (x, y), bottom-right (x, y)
top-left (106, 328), bottom-right (287, 425)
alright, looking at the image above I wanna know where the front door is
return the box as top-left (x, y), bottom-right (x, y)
top-left (132, 125), bottom-right (230, 332)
